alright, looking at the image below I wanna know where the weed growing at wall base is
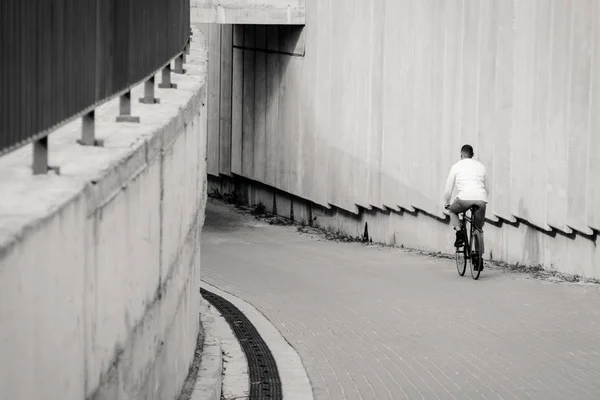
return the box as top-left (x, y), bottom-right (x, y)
top-left (209, 188), bottom-right (244, 206)
top-left (296, 225), bottom-right (367, 243)
top-left (209, 192), bottom-right (292, 226)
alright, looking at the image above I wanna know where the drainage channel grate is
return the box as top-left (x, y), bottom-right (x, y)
top-left (201, 288), bottom-right (283, 400)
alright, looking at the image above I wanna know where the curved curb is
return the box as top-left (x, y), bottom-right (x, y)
top-left (190, 300), bottom-right (223, 400)
top-left (200, 281), bottom-right (314, 400)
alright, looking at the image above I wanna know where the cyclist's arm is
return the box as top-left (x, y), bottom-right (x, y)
top-left (443, 166), bottom-right (456, 205)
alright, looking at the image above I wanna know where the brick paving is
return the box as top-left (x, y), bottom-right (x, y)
top-left (201, 199), bottom-right (600, 400)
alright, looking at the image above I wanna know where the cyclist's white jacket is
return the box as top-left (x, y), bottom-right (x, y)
top-left (443, 158), bottom-right (490, 204)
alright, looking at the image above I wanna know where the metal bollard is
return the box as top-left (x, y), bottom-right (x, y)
top-left (139, 76), bottom-right (160, 104)
top-left (116, 90), bottom-right (141, 123)
top-left (158, 64), bottom-right (177, 89)
top-left (77, 110), bottom-right (103, 147)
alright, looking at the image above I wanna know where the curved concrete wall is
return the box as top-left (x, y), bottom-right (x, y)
top-left (0, 29), bottom-right (208, 400)
top-left (204, 1), bottom-right (600, 278)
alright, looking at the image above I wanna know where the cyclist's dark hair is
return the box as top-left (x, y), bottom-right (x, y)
top-left (461, 144), bottom-right (474, 158)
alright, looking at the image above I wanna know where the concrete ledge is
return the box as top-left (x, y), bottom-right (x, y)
top-left (191, 301), bottom-right (223, 400)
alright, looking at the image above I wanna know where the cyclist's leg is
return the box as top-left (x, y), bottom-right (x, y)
top-left (448, 198), bottom-right (469, 228)
top-left (448, 199), bottom-right (470, 246)
top-left (472, 201), bottom-right (487, 255)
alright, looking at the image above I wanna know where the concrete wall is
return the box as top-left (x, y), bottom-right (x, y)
top-left (0, 28), bottom-right (208, 400)
top-left (204, 1), bottom-right (600, 279)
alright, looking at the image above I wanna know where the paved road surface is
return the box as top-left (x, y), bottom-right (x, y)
top-left (201, 199), bottom-right (600, 400)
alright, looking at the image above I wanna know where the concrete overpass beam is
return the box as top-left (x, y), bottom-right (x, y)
top-left (191, 0), bottom-right (305, 25)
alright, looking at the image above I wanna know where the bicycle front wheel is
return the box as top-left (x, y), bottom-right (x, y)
top-left (470, 234), bottom-right (482, 280)
top-left (456, 246), bottom-right (466, 276)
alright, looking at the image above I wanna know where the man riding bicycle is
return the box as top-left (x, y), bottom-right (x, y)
top-left (443, 144), bottom-right (489, 254)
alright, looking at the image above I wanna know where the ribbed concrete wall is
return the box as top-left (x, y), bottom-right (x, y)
top-left (203, 1), bottom-right (600, 278)
top-left (0, 29), bottom-right (208, 400)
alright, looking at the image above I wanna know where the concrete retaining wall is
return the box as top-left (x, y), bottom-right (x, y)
top-left (0, 28), bottom-right (208, 400)
top-left (203, 1), bottom-right (600, 279)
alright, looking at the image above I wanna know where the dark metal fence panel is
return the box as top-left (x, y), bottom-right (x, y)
top-left (0, 0), bottom-right (190, 156)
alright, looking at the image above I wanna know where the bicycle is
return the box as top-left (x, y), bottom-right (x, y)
top-left (446, 204), bottom-right (484, 280)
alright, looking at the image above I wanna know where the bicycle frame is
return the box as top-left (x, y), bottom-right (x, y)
top-left (460, 210), bottom-right (482, 257)
top-left (453, 206), bottom-right (484, 279)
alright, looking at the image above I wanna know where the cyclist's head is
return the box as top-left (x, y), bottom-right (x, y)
top-left (460, 144), bottom-right (474, 159)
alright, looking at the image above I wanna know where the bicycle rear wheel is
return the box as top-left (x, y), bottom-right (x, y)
top-left (456, 247), bottom-right (466, 276)
top-left (470, 234), bottom-right (482, 280)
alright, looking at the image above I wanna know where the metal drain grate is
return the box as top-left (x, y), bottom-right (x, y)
top-left (201, 288), bottom-right (283, 400)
